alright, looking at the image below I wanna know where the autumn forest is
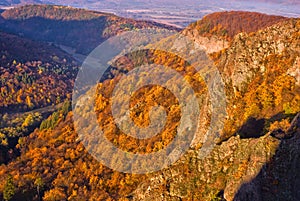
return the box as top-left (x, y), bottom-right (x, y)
top-left (0, 3), bottom-right (299, 201)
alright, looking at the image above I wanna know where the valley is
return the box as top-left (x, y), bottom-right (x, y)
top-left (0, 3), bottom-right (299, 201)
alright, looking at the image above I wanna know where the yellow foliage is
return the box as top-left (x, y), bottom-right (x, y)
top-left (269, 119), bottom-right (291, 132)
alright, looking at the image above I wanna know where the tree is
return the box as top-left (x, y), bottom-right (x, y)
top-left (26, 96), bottom-right (33, 108)
top-left (3, 174), bottom-right (15, 201)
top-left (16, 93), bottom-right (22, 104)
top-left (34, 177), bottom-right (44, 200)
top-left (39, 120), bottom-right (48, 130)
top-left (0, 132), bottom-right (8, 146)
top-left (43, 188), bottom-right (66, 201)
top-left (61, 100), bottom-right (71, 116)
top-left (22, 114), bottom-right (34, 127)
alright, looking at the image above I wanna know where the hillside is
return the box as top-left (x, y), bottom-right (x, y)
top-left (0, 10), bottom-right (299, 201)
top-left (0, 4), bottom-right (179, 166)
top-left (0, 31), bottom-right (75, 65)
top-left (184, 11), bottom-right (287, 41)
top-left (132, 17), bottom-right (300, 200)
top-left (0, 30), bottom-right (78, 111)
top-left (0, 30), bottom-right (78, 165)
top-left (0, 5), bottom-right (179, 55)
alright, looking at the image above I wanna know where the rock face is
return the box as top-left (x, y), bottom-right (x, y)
top-left (219, 19), bottom-right (300, 93)
top-left (183, 29), bottom-right (229, 54)
top-left (134, 135), bottom-right (279, 201)
top-left (132, 114), bottom-right (300, 201)
top-left (132, 18), bottom-right (300, 201)
top-left (287, 56), bottom-right (300, 85)
top-left (234, 113), bottom-right (300, 201)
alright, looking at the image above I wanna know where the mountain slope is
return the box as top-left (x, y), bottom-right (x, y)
top-left (132, 17), bottom-right (300, 201)
top-left (0, 30), bottom-right (78, 111)
top-left (0, 4), bottom-right (181, 167)
top-left (184, 11), bottom-right (287, 41)
top-left (0, 11), bottom-right (299, 201)
top-left (0, 31), bottom-right (75, 65)
top-left (181, 11), bottom-right (288, 54)
top-left (0, 30), bottom-right (78, 165)
top-left (0, 5), bottom-right (179, 55)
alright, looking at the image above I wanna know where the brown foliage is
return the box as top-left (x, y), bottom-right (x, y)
top-left (186, 11), bottom-right (287, 40)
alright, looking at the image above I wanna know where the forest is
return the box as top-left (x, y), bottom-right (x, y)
top-left (0, 5), bottom-right (299, 201)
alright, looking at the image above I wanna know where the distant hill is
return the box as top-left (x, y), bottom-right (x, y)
top-left (2, 0), bottom-right (300, 6)
top-left (184, 11), bottom-right (288, 41)
top-left (0, 31), bottom-right (75, 65)
top-left (0, 5), bottom-right (179, 55)
top-left (0, 0), bottom-right (43, 6)
top-left (0, 0), bottom-right (18, 6)
top-left (237, 0), bottom-right (300, 5)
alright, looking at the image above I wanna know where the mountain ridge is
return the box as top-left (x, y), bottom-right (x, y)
top-left (0, 5), bottom-right (299, 201)
top-left (0, 5), bottom-right (180, 55)
top-left (184, 11), bottom-right (288, 41)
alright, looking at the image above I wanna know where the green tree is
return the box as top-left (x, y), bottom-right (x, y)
top-left (3, 175), bottom-right (15, 201)
top-left (61, 100), bottom-right (71, 116)
top-left (22, 114), bottom-right (34, 127)
top-left (39, 120), bottom-right (48, 130)
top-left (34, 177), bottom-right (44, 200)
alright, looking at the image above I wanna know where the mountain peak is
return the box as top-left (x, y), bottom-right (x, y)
top-left (185, 11), bottom-right (288, 41)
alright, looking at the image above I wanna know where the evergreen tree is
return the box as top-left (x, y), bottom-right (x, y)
top-left (3, 174), bottom-right (15, 201)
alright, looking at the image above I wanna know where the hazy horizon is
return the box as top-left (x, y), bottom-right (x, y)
top-left (1, 0), bottom-right (299, 27)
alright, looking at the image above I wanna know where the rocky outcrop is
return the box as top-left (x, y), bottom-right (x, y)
top-left (234, 113), bottom-right (300, 201)
top-left (133, 130), bottom-right (280, 201)
top-left (133, 113), bottom-right (300, 201)
top-left (132, 18), bottom-right (300, 201)
top-left (287, 56), bottom-right (300, 85)
top-left (183, 28), bottom-right (229, 53)
top-left (219, 19), bottom-right (300, 93)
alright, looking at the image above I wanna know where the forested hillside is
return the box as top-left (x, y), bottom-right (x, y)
top-left (0, 5), bottom-right (299, 201)
top-left (0, 5), bottom-right (179, 54)
top-left (0, 4), bottom-right (177, 167)
top-left (184, 11), bottom-right (287, 41)
top-left (0, 30), bottom-right (77, 167)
